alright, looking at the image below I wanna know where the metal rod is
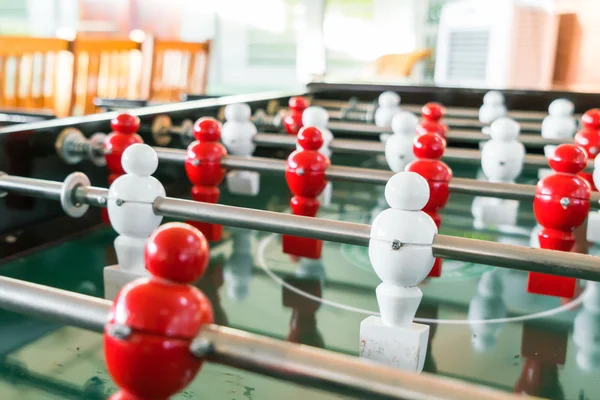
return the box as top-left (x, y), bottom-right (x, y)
top-left (0, 276), bottom-right (524, 400)
top-left (1, 174), bottom-right (599, 280)
top-left (313, 99), bottom-right (577, 123)
top-left (151, 147), bottom-right (600, 207)
top-left (326, 109), bottom-right (543, 132)
top-left (327, 121), bottom-right (567, 148)
top-left (0, 175), bottom-right (63, 201)
top-left (252, 133), bottom-right (592, 171)
top-left (153, 197), bottom-right (371, 247)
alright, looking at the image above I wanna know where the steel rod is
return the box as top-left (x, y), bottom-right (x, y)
top-left (0, 174), bottom-right (599, 280)
top-left (0, 175), bottom-right (63, 201)
top-left (326, 109), bottom-right (543, 132)
top-left (327, 121), bottom-right (567, 148)
top-left (151, 147), bottom-right (600, 207)
top-left (0, 277), bottom-right (524, 400)
top-left (312, 99), bottom-right (578, 123)
top-left (252, 133), bottom-right (591, 171)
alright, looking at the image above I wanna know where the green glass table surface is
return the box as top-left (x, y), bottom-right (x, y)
top-left (0, 155), bottom-right (597, 399)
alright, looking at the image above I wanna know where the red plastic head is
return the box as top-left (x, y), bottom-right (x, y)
top-left (145, 223), bottom-right (209, 284)
top-left (111, 113), bottom-right (140, 134)
top-left (289, 96), bottom-right (310, 111)
top-left (193, 117), bottom-right (222, 142)
top-left (413, 133), bottom-right (446, 159)
top-left (549, 144), bottom-right (587, 174)
top-left (422, 102), bottom-right (445, 122)
top-left (582, 109), bottom-right (600, 130)
top-left (297, 126), bottom-right (324, 151)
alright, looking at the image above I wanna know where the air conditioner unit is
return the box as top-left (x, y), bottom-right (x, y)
top-left (434, 0), bottom-right (558, 89)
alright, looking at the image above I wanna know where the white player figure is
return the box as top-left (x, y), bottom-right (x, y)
top-left (479, 91), bottom-right (507, 128)
top-left (385, 111), bottom-right (419, 173)
top-left (573, 282), bottom-right (600, 372)
top-left (539, 99), bottom-right (577, 179)
top-left (221, 103), bottom-right (260, 196)
top-left (587, 157), bottom-right (600, 243)
top-left (472, 118), bottom-right (524, 229)
top-left (374, 91), bottom-right (401, 143)
top-left (104, 144), bottom-right (165, 299)
top-left (467, 269), bottom-right (506, 352)
top-left (360, 171), bottom-right (437, 373)
top-left (224, 228), bottom-right (253, 301)
top-left (301, 106), bottom-right (333, 206)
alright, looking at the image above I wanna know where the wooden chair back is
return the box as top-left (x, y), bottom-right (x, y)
top-left (369, 49), bottom-right (433, 78)
top-left (70, 38), bottom-right (143, 115)
top-left (0, 37), bottom-right (70, 116)
top-left (147, 39), bottom-right (211, 102)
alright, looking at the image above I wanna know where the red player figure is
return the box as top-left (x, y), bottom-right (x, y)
top-left (417, 102), bottom-right (448, 137)
top-left (283, 126), bottom-right (331, 259)
top-left (529, 144), bottom-right (591, 298)
top-left (574, 109), bottom-right (600, 191)
top-left (103, 113), bottom-right (143, 224)
top-left (283, 96), bottom-right (310, 135)
top-left (185, 117), bottom-right (227, 242)
top-left (406, 133), bottom-right (452, 277)
top-left (104, 223), bottom-right (214, 400)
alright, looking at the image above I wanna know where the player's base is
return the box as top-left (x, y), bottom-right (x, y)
top-left (359, 316), bottom-right (429, 373)
top-left (226, 170), bottom-right (260, 196)
top-left (282, 235), bottom-right (323, 259)
top-left (104, 265), bottom-right (147, 300)
top-left (187, 220), bottom-right (223, 242)
top-left (472, 197), bottom-right (518, 228)
top-left (527, 272), bottom-right (576, 298)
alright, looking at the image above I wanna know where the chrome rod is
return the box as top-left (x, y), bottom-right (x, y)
top-left (251, 133), bottom-right (590, 171)
top-left (0, 175), bottom-right (63, 201)
top-left (0, 276), bottom-right (523, 400)
top-left (0, 174), bottom-right (599, 279)
top-left (326, 109), bottom-right (542, 132)
top-left (327, 121), bottom-right (567, 148)
top-left (151, 147), bottom-right (600, 207)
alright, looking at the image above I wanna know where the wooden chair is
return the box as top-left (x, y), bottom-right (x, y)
top-left (69, 37), bottom-right (143, 115)
top-left (0, 37), bottom-right (70, 116)
top-left (146, 38), bottom-right (211, 102)
top-left (368, 49), bottom-right (433, 78)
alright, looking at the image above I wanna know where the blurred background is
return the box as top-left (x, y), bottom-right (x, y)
top-left (0, 0), bottom-right (598, 116)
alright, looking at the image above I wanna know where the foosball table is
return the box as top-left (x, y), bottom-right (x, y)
top-left (1, 81), bottom-right (600, 400)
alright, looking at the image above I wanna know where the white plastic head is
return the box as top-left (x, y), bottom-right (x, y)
top-left (483, 91), bottom-right (504, 106)
top-left (121, 144), bottom-right (159, 176)
top-left (489, 117), bottom-right (520, 141)
top-left (225, 103), bottom-right (252, 122)
top-left (391, 111), bottom-right (419, 135)
top-left (378, 91), bottom-right (401, 108)
top-left (384, 171), bottom-right (429, 211)
top-left (548, 98), bottom-right (575, 117)
top-left (302, 106), bottom-right (329, 128)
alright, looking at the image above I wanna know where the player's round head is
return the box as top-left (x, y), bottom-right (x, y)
top-left (193, 117), bottom-right (221, 141)
top-left (121, 144), bottom-right (158, 176)
top-left (289, 96), bottom-right (310, 111)
top-left (391, 111), bottom-right (418, 135)
top-left (302, 106), bottom-right (329, 128)
top-left (489, 117), bottom-right (520, 141)
top-left (384, 171), bottom-right (430, 211)
top-left (110, 113), bottom-right (140, 134)
top-left (421, 102), bottom-right (445, 121)
top-left (145, 222), bottom-right (209, 283)
top-left (549, 144), bottom-right (587, 174)
top-left (548, 98), bottom-right (574, 117)
top-left (378, 91), bottom-right (401, 107)
top-left (297, 126), bottom-right (324, 151)
top-left (483, 91), bottom-right (504, 106)
top-left (582, 109), bottom-right (600, 130)
top-left (224, 103), bottom-right (251, 122)
top-left (413, 132), bottom-right (445, 159)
